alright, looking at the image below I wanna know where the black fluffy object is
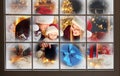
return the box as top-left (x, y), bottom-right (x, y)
top-left (15, 45), bottom-right (31, 56)
top-left (15, 18), bottom-right (30, 40)
top-left (69, 0), bottom-right (82, 13)
top-left (89, 0), bottom-right (108, 14)
top-left (36, 44), bottom-right (57, 60)
top-left (44, 45), bottom-right (57, 60)
top-left (23, 48), bottom-right (31, 56)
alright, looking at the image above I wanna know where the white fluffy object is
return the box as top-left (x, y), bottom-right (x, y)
top-left (45, 26), bottom-right (58, 35)
top-left (35, 16), bottom-right (54, 24)
top-left (14, 56), bottom-right (31, 69)
top-left (33, 24), bottom-right (39, 31)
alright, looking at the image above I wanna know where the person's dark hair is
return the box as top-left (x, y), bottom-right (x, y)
top-left (15, 18), bottom-right (30, 40)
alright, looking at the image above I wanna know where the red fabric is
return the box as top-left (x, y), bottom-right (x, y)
top-left (49, 24), bottom-right (58, 29)
top-left (36, 6), bottom-right (53, 14)
top-left (87, 21), bottom-right (92, 31)
top-left (89, 32), bottom-right (106, 41)
top-left (101, 46), bottom-right (110, 55)
top-left (90, 33), bottom-right (99, 41)
top-left (90, 45), bottom-right (94, 58)
top-left (96, 47), bottom-right (98, 58)
top-left (97, 32), bottom-right (106, 39)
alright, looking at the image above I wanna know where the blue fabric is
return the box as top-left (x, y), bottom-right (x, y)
top-left (61, 44), bottom-right (83, 67)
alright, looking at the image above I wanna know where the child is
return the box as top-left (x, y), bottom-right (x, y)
top-left (34, 16), bottom-right (58, 41)
top-left (43, 26), bottom-right (58, 42)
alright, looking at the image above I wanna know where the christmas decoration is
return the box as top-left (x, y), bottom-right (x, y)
top-left (88, 44), bottom-right (111, 59)
top-left (10, 44), bottom-right (32, 69)
top-left (34, 0), bottom-right (55, 14)
top-left (62, 0), bottom-right (73, 14)
top-left (87, 43), bottom-right (113, 69)
top-left (89, 0), bottom-right (108, 14)
top-left (90, 16), bottom-right (108, 33)
top-left (87, 16), bottom-right (111, 41)
top-left (60, 44), bottom-right (83, 67)
top-left (69, 0), bottom-right (82, 13)
top-left (89, 44), bottom-right (98, 58)
top-left (11, 0), bottom-right (28, 12)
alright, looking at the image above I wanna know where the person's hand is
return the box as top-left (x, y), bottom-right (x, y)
top-left (40, 41), bottom-right (51, 48)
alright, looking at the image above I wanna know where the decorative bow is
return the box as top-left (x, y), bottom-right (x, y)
top-left (61, 44), bottom-right (83, 66)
